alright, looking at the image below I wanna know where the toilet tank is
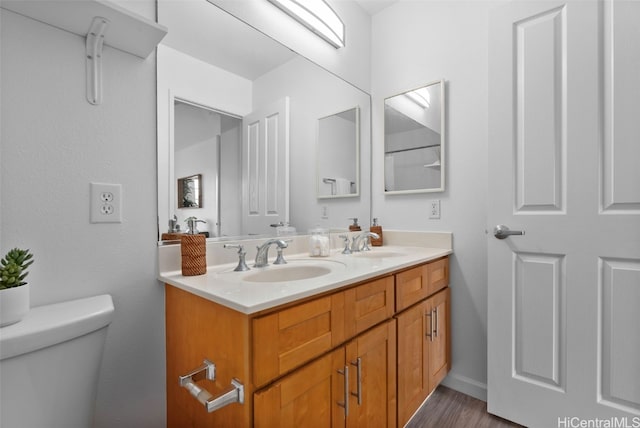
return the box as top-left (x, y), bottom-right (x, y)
top-left (0, 295), bottom-right (114, 428)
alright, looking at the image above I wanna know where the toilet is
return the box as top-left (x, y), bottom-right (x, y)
top-left (0, 294), bottom-right (114, 428)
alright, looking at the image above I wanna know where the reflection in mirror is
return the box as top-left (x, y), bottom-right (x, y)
top-left (317, 107), bottom-right (359, 199)
top-left (384, 79), bottom-right (445, 194)
top-left (157, 1), bottom-right (371, 242)
top-left (174, 100), bottom-right (242, 237)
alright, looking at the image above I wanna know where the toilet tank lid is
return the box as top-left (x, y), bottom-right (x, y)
top-left (0, 294), bottom-right (114, 361)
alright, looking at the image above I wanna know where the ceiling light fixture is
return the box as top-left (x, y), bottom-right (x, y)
top-left (267, 0), bottom-right (345, 48)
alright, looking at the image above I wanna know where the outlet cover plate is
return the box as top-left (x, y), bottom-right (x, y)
top-left (90, 182), bottom-right (122, 223)
top-left (429, 199), bottom-right (441, 219)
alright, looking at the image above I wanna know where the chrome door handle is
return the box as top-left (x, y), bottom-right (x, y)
top-left (493, 225), bottom-right (525, 239)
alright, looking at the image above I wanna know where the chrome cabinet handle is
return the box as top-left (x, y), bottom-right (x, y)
top-left (337, 365), bottom-right (349, 417)
top-left (493, 224), bottom-right (525, 239)
top-left (350, 357), bottom-right (362, 405)
top-left (434, 307), bottom-right (439, 338)
top-left (425, 310), bottom-right (433, 341)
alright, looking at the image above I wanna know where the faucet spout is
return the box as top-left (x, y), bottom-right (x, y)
top-left (254, 239), bottom-right (289, 268)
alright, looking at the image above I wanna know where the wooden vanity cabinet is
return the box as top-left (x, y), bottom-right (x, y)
top-left (165, 257), bottom-right (448, 428)
top-left (395, 258), bottom-right (450, 427)
top-left (254, 319), bottom-right (397, 428)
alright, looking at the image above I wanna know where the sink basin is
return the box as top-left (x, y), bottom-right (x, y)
top-left (244, 265), bottom-right (331, 282)
top-left (354, 251), bottom-right (406, 259)
top-left (242, 260), bottom-right (346, 283)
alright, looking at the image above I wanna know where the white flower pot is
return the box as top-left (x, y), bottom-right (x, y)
top-left (0, 283), bottom-right (30, 327)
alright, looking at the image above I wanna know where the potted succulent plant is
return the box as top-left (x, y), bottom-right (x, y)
top-left (0, 248), bottom-right (34, 327)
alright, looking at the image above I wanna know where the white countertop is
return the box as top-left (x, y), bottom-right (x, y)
top-left (159, 244), bottom-right (451, 314)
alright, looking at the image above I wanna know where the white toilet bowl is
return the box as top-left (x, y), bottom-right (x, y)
top-left (0, 294), bottom-right (114, 428)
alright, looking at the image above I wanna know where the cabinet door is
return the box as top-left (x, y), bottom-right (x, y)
top-left (428, 287), bottom-right (450, 391)
top-left (346, 319), bottom-right (397, 428)
top-left (254, 347), bottom-right (347, 428)
top-left (344, 276), bottom-right (394, 338)
top-left (396, 300), bottom-right (430, 427)
top-left (253, 292), bottom-right (346, 387)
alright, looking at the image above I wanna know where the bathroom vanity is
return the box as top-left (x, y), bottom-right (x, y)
top-left (160, 235), bottom-right (451, 427)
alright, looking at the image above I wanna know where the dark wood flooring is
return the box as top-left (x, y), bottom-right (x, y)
top-left (405, 386), bottom-right (526, 428)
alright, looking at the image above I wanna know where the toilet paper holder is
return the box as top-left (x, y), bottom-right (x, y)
top-left (179, 359), bottom-right (245, 413)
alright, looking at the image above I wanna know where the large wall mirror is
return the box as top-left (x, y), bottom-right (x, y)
top-left (384, 79), bottom-right (445, 194)
top-left (157, 0), bottom-right (371, 241)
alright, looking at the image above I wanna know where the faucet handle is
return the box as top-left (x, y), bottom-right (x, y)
top-left (224, 244), bottom-right (250, 272)
top-left (273, 247), bottom-right (288, 265)
top-left (339, 234), bottom-right (352, 255)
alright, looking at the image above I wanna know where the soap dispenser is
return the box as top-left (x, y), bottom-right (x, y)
top-left (181, 217), bottom-right (207, 276)
top-left (348, 218), bottom-right (361, 232)
top-left (370, 218), bottom-right (383, 246)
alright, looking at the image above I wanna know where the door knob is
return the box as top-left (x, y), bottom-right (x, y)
top-left (493, 225), bottom-right (525, 239)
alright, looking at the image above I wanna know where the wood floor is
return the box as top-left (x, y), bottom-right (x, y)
top-left (405, 386), bottom-right (525, 428)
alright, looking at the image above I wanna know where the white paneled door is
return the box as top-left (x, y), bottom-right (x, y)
top-left (488, 1), bottom-right (640, 427)
top-left (242, 97), bottom-right (290, 236)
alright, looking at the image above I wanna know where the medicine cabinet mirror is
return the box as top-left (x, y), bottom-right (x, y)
top-left (157, 1), bottom-right (371, 241)
top-left (384, 79), bottom-right (445, 194)
top-left (317, 106), bottom-right (360, 199)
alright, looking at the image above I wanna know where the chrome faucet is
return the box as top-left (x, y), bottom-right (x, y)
top-left (351, 231), bottom-right (379, 252)
top-left (254, 239), bottom-right (289, 268)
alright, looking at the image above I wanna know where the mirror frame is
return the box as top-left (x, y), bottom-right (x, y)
top-left (316, 106), bottom-right (360, 199)
top-left (383, 79), bottom-right (446, 195)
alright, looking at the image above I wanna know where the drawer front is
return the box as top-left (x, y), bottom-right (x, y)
top-left (345, 276), bottom-right (395, 338)
top-left (427, 257), bottom-right (449, 296)
top-left (395, 264), bottom-right (430, 311)
top-left (253, 293), bottom-right (345, 387)
top-left (395, 257), bottom-right (449, 311)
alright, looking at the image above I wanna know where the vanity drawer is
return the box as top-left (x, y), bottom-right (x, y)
top-left (252, 293), bottom-right (346, 387)
top-left (395, 257), bottom-right (449, 311)
top-left (345, 275), bottom-right (395, 338)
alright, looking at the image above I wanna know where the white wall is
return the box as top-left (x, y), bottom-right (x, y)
top-left (372, 1), bottom-right (495, 400)
top-left (0, 6), bottom-right (166, 427)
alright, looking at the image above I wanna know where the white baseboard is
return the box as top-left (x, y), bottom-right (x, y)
top-left (441, 372), bottom-right (487, 402)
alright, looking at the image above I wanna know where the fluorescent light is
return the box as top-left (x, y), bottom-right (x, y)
top-left (405, 87), bottom-right (431, 109)
top-left (268, 0), bottom-right (345, 48)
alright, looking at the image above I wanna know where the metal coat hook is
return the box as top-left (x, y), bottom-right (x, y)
top-left (86, 17), bottom-right (109, 105)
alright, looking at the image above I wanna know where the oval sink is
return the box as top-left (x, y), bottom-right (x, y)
top-left (354, 251), bottom-right (405, 259)
top-left (243, 263), bottom-right (337, 283)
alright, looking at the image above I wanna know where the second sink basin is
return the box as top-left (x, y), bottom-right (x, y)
top-left (242, 259), bottom-right (346, 283)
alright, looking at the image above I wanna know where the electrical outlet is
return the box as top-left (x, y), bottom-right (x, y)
top-left (429, 200), bottom-right (441, 219)
top-left (91, 182), bottom-right (122, 223)
top-left (321, 205), bottom-right (329, 219)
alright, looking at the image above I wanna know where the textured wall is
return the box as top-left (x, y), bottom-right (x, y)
top-left (0, 5), bottom-right (166, 426)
